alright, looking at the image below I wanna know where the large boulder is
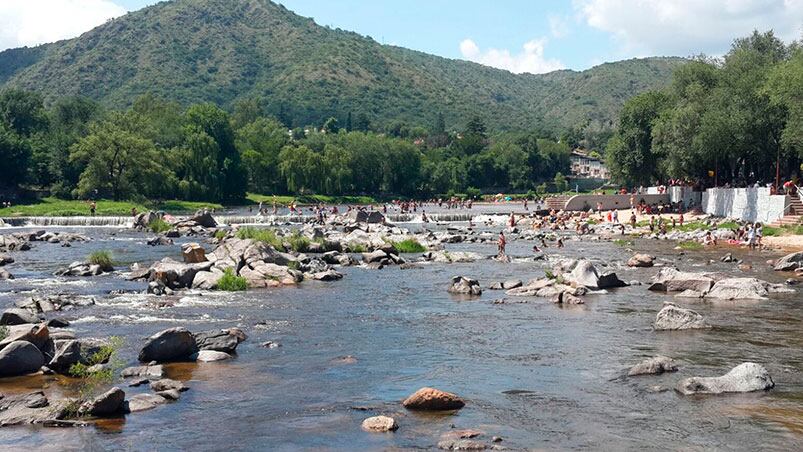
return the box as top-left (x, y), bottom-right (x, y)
top-left (403, 387), bottom-right (465, 411)
top-left (121, 365), bottom-right (165, 378)
top-left (145, 258), bottom-right (214, 289)
top-left (627, 254), bottom-right (655, 268)
top-left (126, 393), bottom-right (167, 412)
top-left (628, 356), bottom-right (678, 376)
top-left (774, 251), bottom-right (803, 271)
top-left (207, 238), bottom-right (283, 271)
top-left (648, 267), bottom-right (716, 293)
top-left (191, 269), bottom-right (224, 290)
top-left (0, 254), bottom-right (13, 266)
top-left (0, 268), bottom-right (12, 280)
top-left (654, 303), bottom-right (709, 330)
top-left (181, 243), bottom-right (207, 263)
top-left (54, 261), bottom-right (110, 277)
top-left (705, 277), bottom-right (769, 300)
top-left (422, 250), bottom-right (484, 263)
top-left (448, 276), bottom-right (482, 296)
top-left (566, 260), bottom-right (627, 290)
top-left (676, 362), bottom-right (774, 395)
top-left (138, 327), bottom-right (198, 363)
top-left (193, 328), bottom-right (246, 354)
top-left (0, 341), bottom-right (44, 377)
top-left (239, 262), bottom-right (302, 287)
top-left (347, 210), bottom-right (385, 224)
top-left (0, 308), bottom-right (43, 326)
top-left (189, 210), bottom-right (217, 228)
top-left (47, 339), bottom-right (82, 373)
top-left (0, 323), bottom-right (51, 352)
top-left (79, 387), bottom-right (126, 417)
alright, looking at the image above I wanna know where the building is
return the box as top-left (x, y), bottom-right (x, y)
top-left (570, 150), bottom-right (609, 180)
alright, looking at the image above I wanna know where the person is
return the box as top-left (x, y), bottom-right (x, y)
top-left (524, 199), bottom-right (528, 211)
top-left (648, 215), bottom-right (655, 233)
top-left (532, 244), bottom-right (542, 253)
top-left (678, 213), bottom-right (684, 227)
top-left (703, 231), bottom-right (717, 246)
top-left (509, 213), bottom-right (516, 229)
top-left (612, 209), bottom-right (619, 224)
top-left (131, 207), bottom-right (137, 217)
top-left (746, 223), bottom-right (756, 250)
top-left (497, 231), bottom-right (506, 257)
top-left (540, 237), bottom-right (549, 248)
top-left (556, 237), bottom-right (564, 248)
top-left (755, 222), bottom-right (763, 249)
top-left (629, 212), bottom-right (637, 229)
top-left (89, 201), bottom-right (97, 216)
top-left (421, 211), bottom-right (429, 223)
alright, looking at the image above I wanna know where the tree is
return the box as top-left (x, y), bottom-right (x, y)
top-left (236, 117), bottom-right (288, 193)
top-left (606, 91), bottom-right (669, 185)
top-left (765, 48), bottom-right (803, 158)
top-left (322, 117), bottom-right (339, 134)
top-left (231, 97), bottom-right (265, 130)
top-left (0, 89), bottom-right (48, 136)
top-left (69, 115), bottom-right (171, 200)
top-left (0, 125), bottom-right (31, 188)
top-left (553, 172), bottom-right (568, 192)
top-left (183, 103), bottom-right (246, 202)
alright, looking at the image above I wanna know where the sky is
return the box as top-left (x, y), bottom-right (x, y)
top-left (1, 0), bottom-right (802, 73)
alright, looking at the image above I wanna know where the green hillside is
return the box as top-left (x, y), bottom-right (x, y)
top-left (0, 0), bottom-right (683, 132)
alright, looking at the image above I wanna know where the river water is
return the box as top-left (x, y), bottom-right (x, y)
top-left (0, 221), bottom-right (801, 451)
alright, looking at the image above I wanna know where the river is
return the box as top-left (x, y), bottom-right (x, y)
top-left (0, 220), bottom-right (801, 450)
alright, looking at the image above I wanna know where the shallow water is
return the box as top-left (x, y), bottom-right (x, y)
top-left (0, 225), bottom-right (801, 451)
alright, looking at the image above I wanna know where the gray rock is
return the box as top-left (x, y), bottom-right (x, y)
top-left (448, 276), bottom-right (482, 296)
top-left (566, 260), bottom-right (627, 290)
top-left (774, 251), bottom-right (803, 271)
top-left (654, 303), bottom-right (709, 330)
top-left (193, 328), bottom-right (245, 354)
top-left (144, 258), bottom-right (214, 289)
top-left (628, 356), bottom-right (678, 376)
top-left (502, 279), bottom-right (523, 289)
top-left (0, 341), bottom-right (45, 377)
top-left (79, 387), bottom-right (125, 417)
top-left (676, 362), bottom-right (774, 395)
top-left (150, 378), bottom-right (188, 392)
top-left (147, 236), bottom-right (173, 246)
top-left (191, 269), bottom-right (224, 290)
top-left (627, 254), bottom-right (655, 267)
top-left (361, 415), bottom-right (398, 432)
top-left (402, 387), bottom-right (465, 410)
top-left (648, 267), bottom-right (716, 293)
top-left (0, 323), bottom-right (51, 352)
top-left (138, 327), bottom-right (198, 363)
top-left (126, 393), bottom-right (166, 412)
top-left (0, 308), bottom-right (43, 326)
top-left (705, 277), bottom-right (769, 300)
top-left (0, 254), bottom-right (13, 266)
top-left (310, 269), bottom-right (343, 281)
top-left (47, 339), bottom-right (82, 373)
top-left (193, 350), bottom-right (231, 362)
top-left (156, 389), bottom-right (181, 400)
top-left (0, 268), bottom-right (13, 280)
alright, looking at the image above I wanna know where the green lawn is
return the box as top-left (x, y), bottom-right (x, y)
top-left (246, 193), bottom-right (378, 205)
top-left (0, 197), bottom-right (222, 217)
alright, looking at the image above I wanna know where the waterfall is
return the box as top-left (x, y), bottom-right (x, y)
top-left (1, 216), bottom-right (135, 228)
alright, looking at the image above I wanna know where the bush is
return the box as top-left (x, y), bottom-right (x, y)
top-left (236, 227), bottom-right (284, 251)
top-left (347, 242), bottom-right (367, 253)
top-left (87, 250), bottom-right (114, 268)
top-left (218, 268), bottom-right (248, 291)
top-left (214, 229), bottom-right (227, 240)
top-left (148, 218), bottom-right (172, 233)
top-left (613, 239), bottom-right (633, 247)
top-left (65, 336), bottom-right (124, 418)
top-left (0, 325), bottom-right (7, 341)
top-left (287, 231), bottom-right (311, 252)
top-left (465, 187), bottom-right (481, 200)
top-left (392, 238), bottom-right (426, 253)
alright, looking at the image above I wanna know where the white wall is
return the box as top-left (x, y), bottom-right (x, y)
top-left (701, 187), bottom-right (789, 223)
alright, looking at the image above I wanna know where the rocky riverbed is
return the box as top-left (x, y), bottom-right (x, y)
top-left (0, 210), bottom-right (801, 450)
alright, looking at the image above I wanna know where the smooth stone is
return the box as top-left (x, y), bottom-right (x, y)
top-left (628, 356), bottom-right (678, 376)
top-left (361, 415), bottom-right (398, 432)
top-left (403, 387), bottom-right (465, 411)
top-left (676, 362), bottom-right (774, 395)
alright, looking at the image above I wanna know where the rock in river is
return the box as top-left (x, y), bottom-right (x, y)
top-left (126, 393), bottom-right (167, 413)
top-left (774, 251), bottom-right (803, 272)
top-left (627, 254), bottom-right (655, 268)
top-left (448, 276), bottom-right (482, 296)
top-left (361, 415), bottom-right (399, 432)
top-left (676, 362), bottom-right (774, 395)
top-left (654, 303), bottom-right (709, 331)
top-left (566, 260), bottom-right (627, 290)
top-left (79, 387), bottom-right (126, 417)
top-left (0, 340), bottom-right (45, 377)
top-left (194, 328), bottom-right (246, 354)
top-left (403, 387), bottom-right (465, 411)
top-left (138, 327), bottom-right (199, 363)
top-left (628, 356), bottom-right (678, 376)
top-left (0, 308), bottom-right (43, 326)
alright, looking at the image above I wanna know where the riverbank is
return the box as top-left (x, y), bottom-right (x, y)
top-left (0, 198), bottom-right (222, 217)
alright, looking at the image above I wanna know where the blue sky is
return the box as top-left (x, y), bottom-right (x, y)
top-left (2, 1), bottom-right (802, 73)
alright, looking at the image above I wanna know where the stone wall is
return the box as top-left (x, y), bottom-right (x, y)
top-left (701, 187), bottom-right (789, 223)
top-left (564, 194), bottom-right (669, 211)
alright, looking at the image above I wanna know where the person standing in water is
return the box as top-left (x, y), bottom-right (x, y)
top-left (498, 231), bottom-right (507, 257)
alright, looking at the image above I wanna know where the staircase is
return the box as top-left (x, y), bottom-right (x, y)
top-left (771, 195), bottom-right (803, 226)
top-left (544, 195), bottom-right (572, 211)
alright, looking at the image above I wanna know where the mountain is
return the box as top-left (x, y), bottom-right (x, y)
top-left (0, 0), bottom-right (683, 132)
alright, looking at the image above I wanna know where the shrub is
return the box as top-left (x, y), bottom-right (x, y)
top-left (236, 227), bottom-right (285, 251)
top-left (214, 229), bottom-right (227, 240)
top-left (347, 242), bottom-right (367, 253)
top-left (287, 231), bottom-right (311, 252)
top-left (148, 218), bottom-right (172, 234)
top-left (392, 238), bottom-right (426, 253)
top-left (217, 268), bottom-right (248, 291)
top-left (613, 239), bottom-right (633, 247)
top-left (65, 336), bottom-right (124, 418)
top-left (87, 250), bottom-right (114, 268)
top-left (0, 325), bottom-right (7, 341)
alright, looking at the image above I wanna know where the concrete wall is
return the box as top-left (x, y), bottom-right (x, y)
top-left (669, 186), bottom-right (702, 208)
top-left (701, 187), bottom-right (789, 223)
top-left (564, 194), bottom-right (668, 211)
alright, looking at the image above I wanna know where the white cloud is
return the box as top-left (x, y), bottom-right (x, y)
top-left (548, 14), bottom-right (571, 38)
top-left (0, 0), bottom-right (127, 51)
top-left (459, 38), bottom-right (566, 74)
top-left (575, 0), bottom-right (803, 57)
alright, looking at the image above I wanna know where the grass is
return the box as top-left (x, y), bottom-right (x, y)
top-left (217, 268), bottom-right (248, 291)
top-left (148, 218), bottom-right (172, 233)
top-left (0, 197), bottom-right (222, 217)
top-left (613, 239), bottom-right (634, 247)
top-left (678, 240), bottom-right (704, 251)
top-left (0, 325), bottom-right (7, 341)
top-left (716, 221), bottom-right (739, 230)
top-left (347, 242), bottom-right (367, 253)
top-left (87, 250), bottom-right (114, 268)
top-left (287, 231), bottom-right (311, 252)
top-left (392, 238), bottom-right (426, 253)
top-left (214, 230), bottom-right (227, 240)
top-left (236, 227), bottom-right (285, 250)
top-left (246, 193), bottom-right (377, 206)
top-left (763, 224), bottom-right (803, 236)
